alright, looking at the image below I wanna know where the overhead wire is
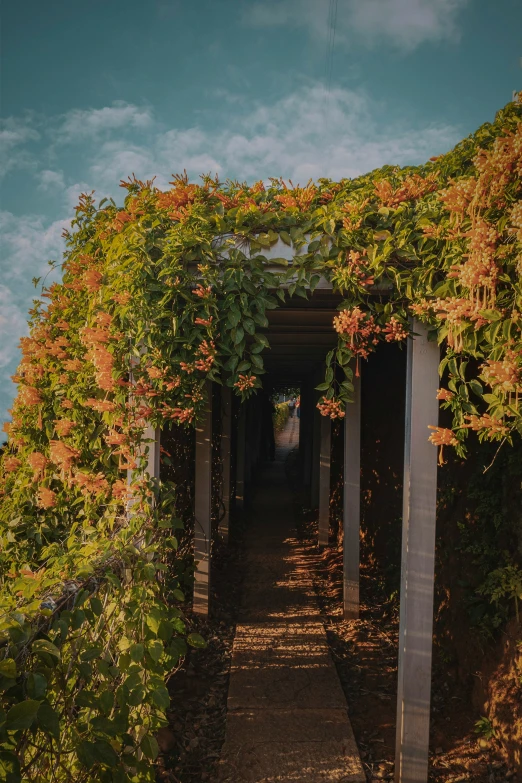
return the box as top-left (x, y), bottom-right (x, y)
top-left (323, 0), bottom-right (339, 175)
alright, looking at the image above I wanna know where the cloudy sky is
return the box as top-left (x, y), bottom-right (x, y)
top-left (1, 0), bottom-right (521, 434)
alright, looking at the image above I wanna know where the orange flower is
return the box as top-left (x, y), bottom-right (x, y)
top-left (73, 470), bottom-right (109, 497)
top-left (54, 419), bottom-right (76, 437)
top-left (317, 398), bottom-right (345, 419)
top-left (61, 399), bottom-right (74, 410)
top-left (146, 366), bottom-right (164, 379)
top-left (49, 440), bottom-right (80, 471)
top-left (38, 487), bottom-right (57, 509)
top-left (84, 269), bottom-right (103, 291)
top-left (19, 386), bottom-right (42, 406)
top-left (112, 291), bottom-right (132, 305)
top-left (28, 451), bottom-right (48, 479)
top-left (436, 388), bottom-right (454, 401)
top-left (112, 479), bottom-right (133, 501)
top-left (192, 284), bottom-right (212, 298)
top-left (4, 456), bottom-right (22, 472)
top-left (85, 398), bottom-right (116, 412)
top-left (234, 374), bottom-right (256, 392)
top-left (383, 317), bottom-right (409, 342)
top-left (104, 430), bottom-right (126, 446)
top-left (428, 426), bottom-right (458, 465)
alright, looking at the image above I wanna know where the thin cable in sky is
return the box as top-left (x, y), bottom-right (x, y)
top-left (323, 0), bottom-right (338, 175)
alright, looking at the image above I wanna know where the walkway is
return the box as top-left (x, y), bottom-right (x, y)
top-left (217, 417), bottom-right (365, 782)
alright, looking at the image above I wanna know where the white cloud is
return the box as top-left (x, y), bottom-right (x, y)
top-left (58, 100), bottom-right (154, 142)
top-left (84, 86), bottom-right (459, 188)
top-left (37, 169), bottom-right (65, 191)
top-left (0, 86), bottom-right (462, 429)
top-left (242, 0), bottom-right (469, 50)
top-left (0, 116), bottom-right (40, 177)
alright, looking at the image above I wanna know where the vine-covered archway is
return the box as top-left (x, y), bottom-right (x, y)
top-left (1, 98), bottom-right (520, 782)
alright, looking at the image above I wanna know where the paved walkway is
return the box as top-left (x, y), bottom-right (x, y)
top-left (218, 417), bottom-right (365, 782)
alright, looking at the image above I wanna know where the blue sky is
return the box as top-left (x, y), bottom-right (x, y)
top-left (1, 0), bottom-right (521, 435)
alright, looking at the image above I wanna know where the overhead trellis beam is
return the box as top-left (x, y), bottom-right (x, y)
top-left (395, 320), bottom-right (440, 783)
top-left (343, 371), bottom-right (361, 620)
top-left (193, 380), bottom-right (213, 616)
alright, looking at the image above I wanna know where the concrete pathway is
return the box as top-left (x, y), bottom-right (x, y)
top-left (217, 417), bottom-right (365, 782)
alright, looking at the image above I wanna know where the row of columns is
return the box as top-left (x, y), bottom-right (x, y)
top-left (139, 319), bottom-right (439, 783)
top-left (313, 321), bottom-right (439, 783)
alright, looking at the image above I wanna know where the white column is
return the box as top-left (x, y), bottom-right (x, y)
top-left (193, 381), bottom-right (213, 616)
top-left (235, 404), bottom-right (246, 510)
top-left (220, 386), bottom-right (232, 542)
top-left (343, 372), bottom-right (361, 620)
top-left (395, 320), bottom-right (439, 783)
top-left (318, 414), bottom-right (331, 547)
top-left (311, 403), bottom-right (321, 508)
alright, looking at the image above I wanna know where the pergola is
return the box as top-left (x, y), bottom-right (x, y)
top-left (140, 236), bottom-right (441, 783)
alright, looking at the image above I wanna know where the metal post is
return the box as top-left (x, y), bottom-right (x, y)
top-left (220, 386), bottom-right (232, 542)
top-left (395, 320), bottom-right (439, 783)
top-left (343, 372), bottom-right (361, 620)
top-left (318, 414), bottom-right (331, 547)
top-left (194, 380), bottom-right (213, 616)
top-left (235, 404), bottom-right (246, 510)
top-left (311, 385), bottom-right (321, 509)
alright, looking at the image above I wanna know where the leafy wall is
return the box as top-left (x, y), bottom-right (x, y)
top-left (0, 98), bottom-right (521, 781)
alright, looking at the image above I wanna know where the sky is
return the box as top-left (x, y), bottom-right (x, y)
top-left (1, 0), bottom-right (521, 436)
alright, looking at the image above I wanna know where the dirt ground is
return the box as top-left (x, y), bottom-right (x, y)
top-left (297, 504), bottom-right (519, 783)
top-left (155, 444), bottom-right (519, 783)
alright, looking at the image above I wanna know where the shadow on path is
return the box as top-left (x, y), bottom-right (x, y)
top-left (217, 418), bottom-right (365, 782)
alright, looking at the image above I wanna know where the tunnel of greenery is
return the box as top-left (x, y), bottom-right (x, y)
top-left (0, 98), bottom-right (521, 781)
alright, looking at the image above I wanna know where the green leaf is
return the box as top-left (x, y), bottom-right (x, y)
top-left (0, 750), bottom-right (21, 783)
top-left (27, 672), bottom-right (47, 699)
top-left (0, 659), bottom-right (16, 679)
top-left (90, 596), bottom-right (103, 617)
top-left (279, 230), bottom-right (292, 246)
top-left (140, 733), bottom-right (159, 761)
top-left (32, 639), bottom-right (61, 660)
top-left (148, 639), bottom-right (163, 662)
top-left (315, 382), bottom-right (330, 391)
top-left (37, 702), bottom-right (60, 739)
top-left (187, 632), bottom-right (207, 649)
top-left (80, 646), bottom-right (103, 662)
top-left (151, 684), bottom-right (170, 710)
top-left (78, 740), bottom-right (119, 769)
top-left (6, 699), bottom-right (41, 730)
top-left (129, 643), bottom-right (144, 662)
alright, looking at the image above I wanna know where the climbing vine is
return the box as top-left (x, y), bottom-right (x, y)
top-left (0, 97), bottom-right (521, 781)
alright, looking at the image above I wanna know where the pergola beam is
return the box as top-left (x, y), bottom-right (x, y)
top-left (395, 321), bottom-right (440, 783)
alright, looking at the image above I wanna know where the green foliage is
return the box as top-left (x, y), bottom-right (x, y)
top-left (273, 402), bottom-right (290, 432)
top-left (1, 98), bottom-right (521, 779)
top-left (474, 716), bottom-right (497, 740)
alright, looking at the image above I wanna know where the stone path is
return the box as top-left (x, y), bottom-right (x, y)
top-left (218, 417), bottom-right (365, 782)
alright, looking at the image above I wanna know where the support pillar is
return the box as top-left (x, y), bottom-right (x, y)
top-left (343, 372), bottom-right (361, 620)
top-left (311, 377), bottom-right (322, 509)
top-left (219, 386), bottom-right (232, 542)
top-left (235, 404), bottom-right (246, 511)
top-left (194, 381), bottom-right (213, 616)
top-left (395, 321), bottom-right (439, 783)
top-left (318, 414), bottom-right (331, 547)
